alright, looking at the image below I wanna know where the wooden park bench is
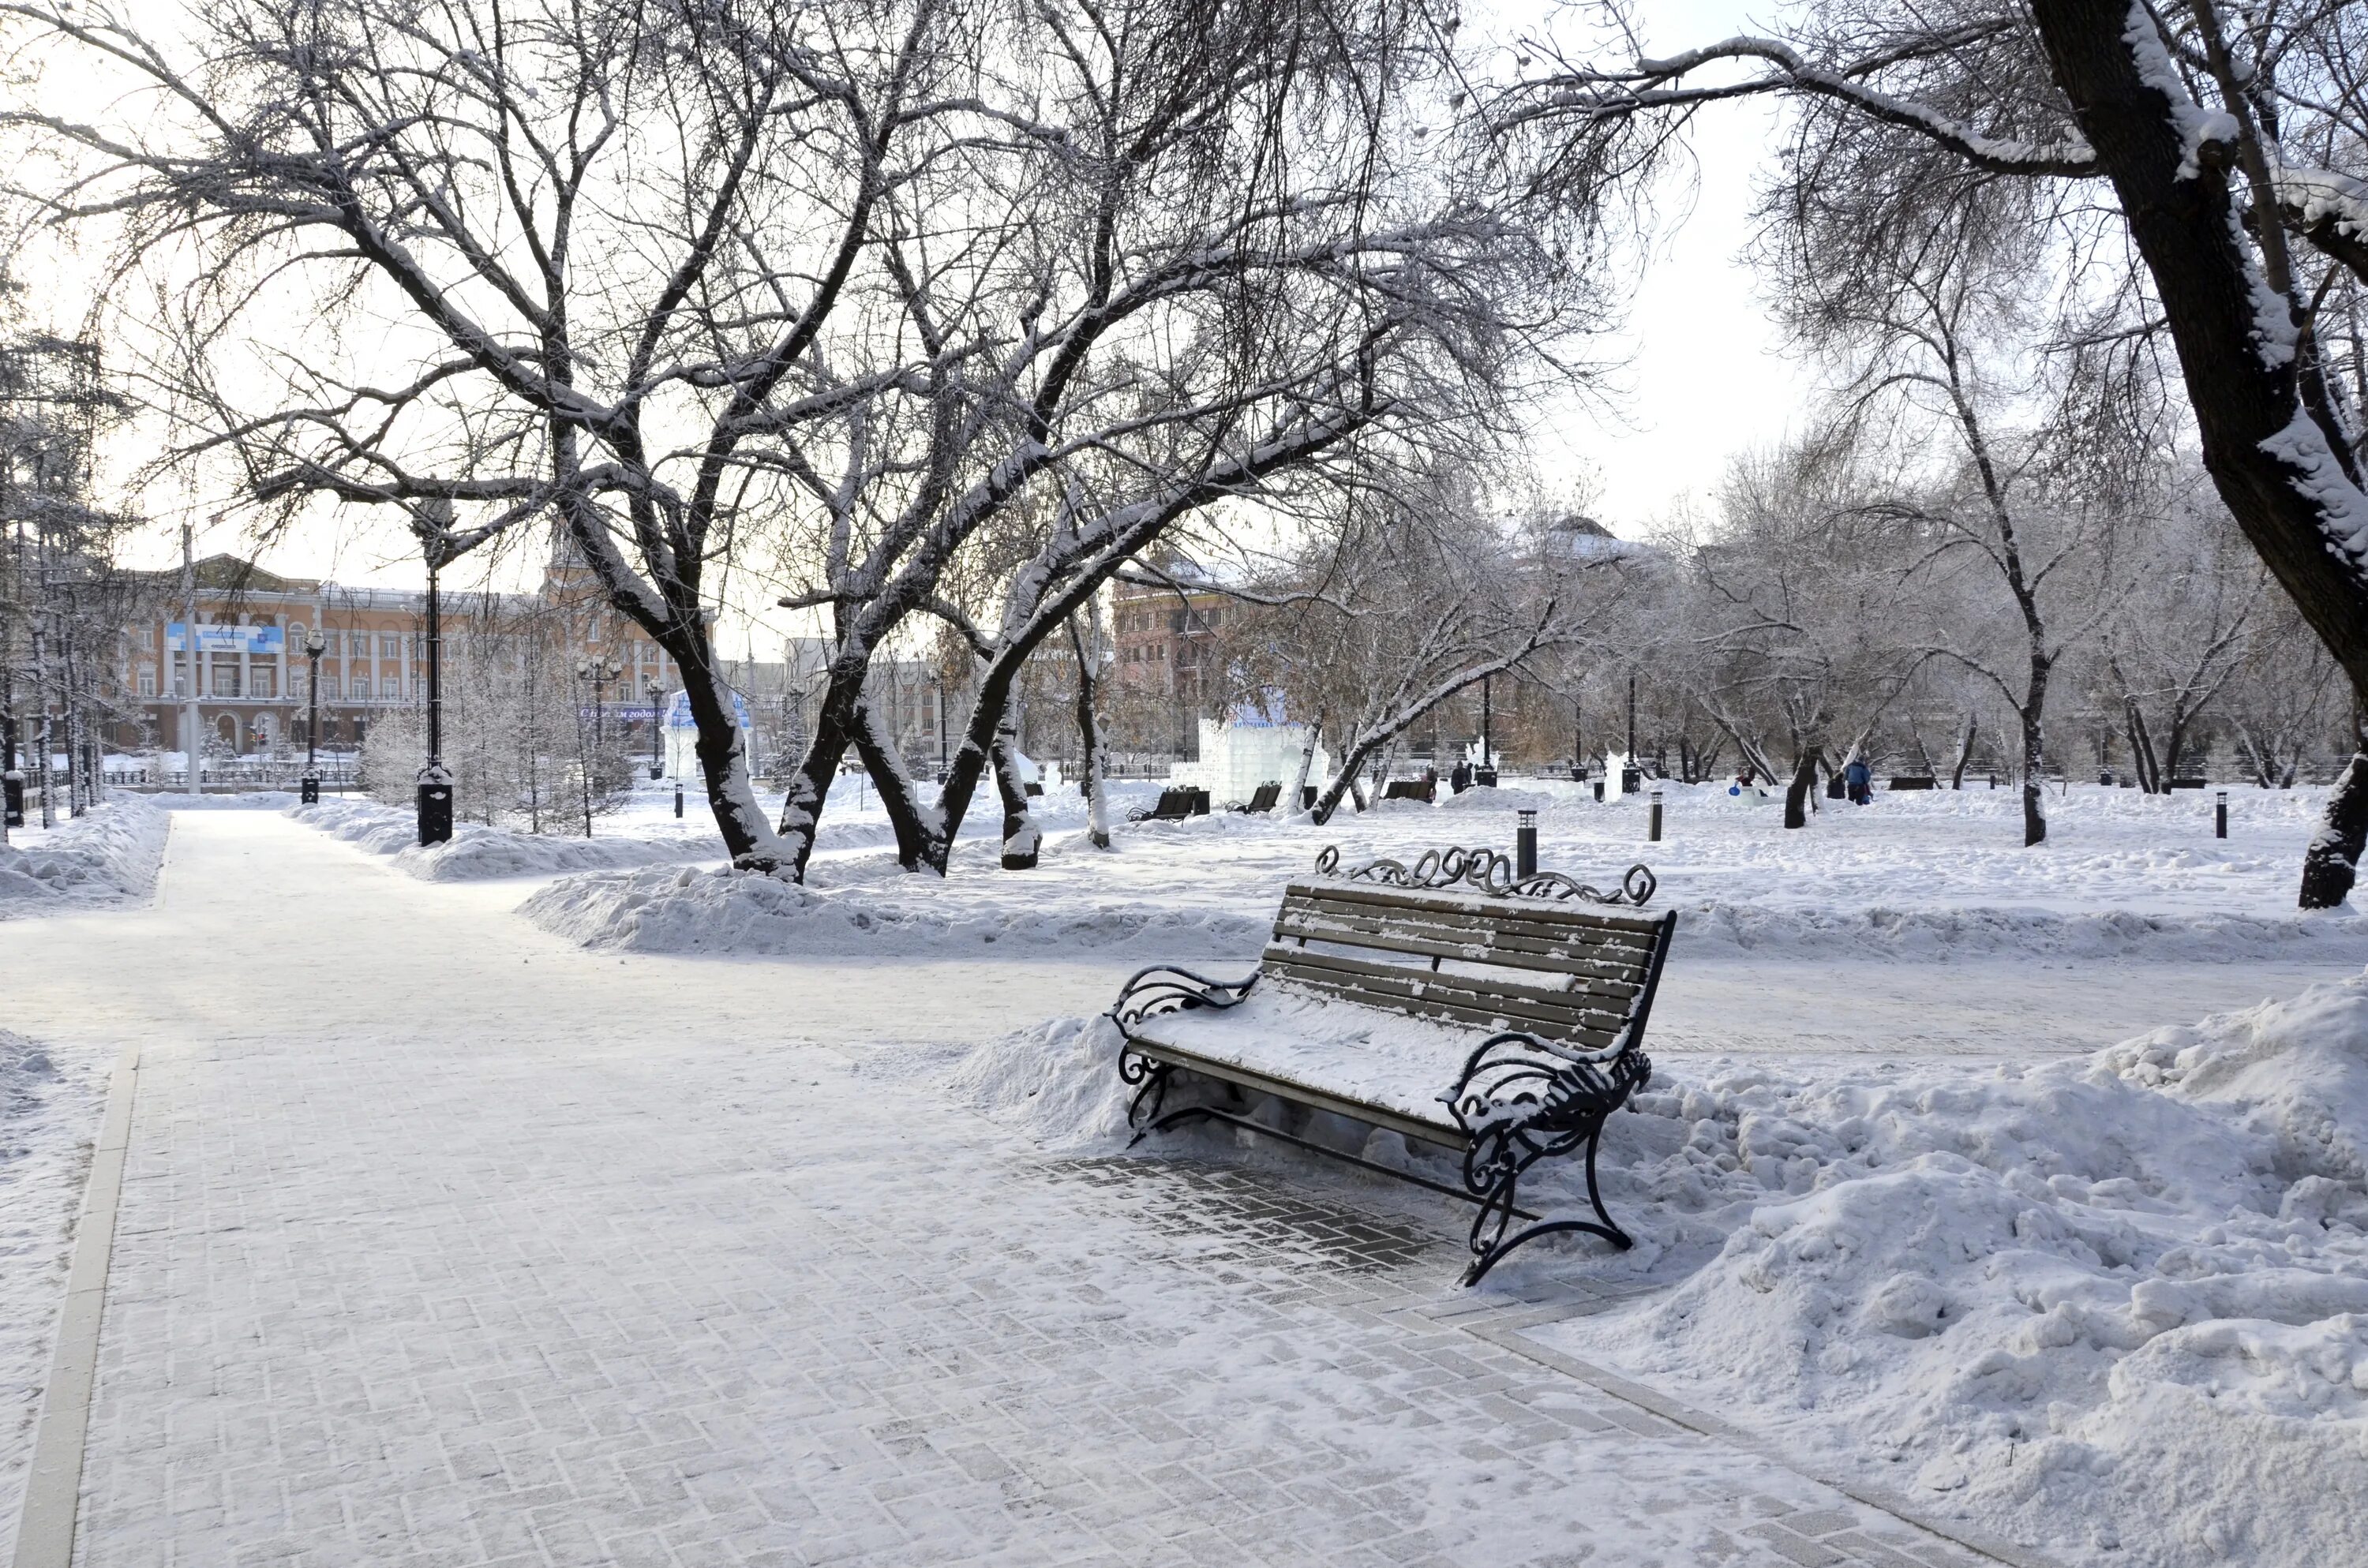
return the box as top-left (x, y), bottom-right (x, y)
top-left (1888, 774), bottom-right (1937, 791)
top-left (1130, 786), bottom-right (1211, 822)
top-left (1108, 844), bottom-right (1674, 1285)
top-left (1381, 775), bottom-right (1437, 803)
top-left (1233, 780), bottom-right (1282, 814)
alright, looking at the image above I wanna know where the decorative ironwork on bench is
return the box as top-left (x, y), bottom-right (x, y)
top-left (1312, 844), bottom-right (1656, 907)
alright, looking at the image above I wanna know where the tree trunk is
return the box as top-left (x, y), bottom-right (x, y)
top-left (845, 696), bottom-right (941, 870)
top-left (2124, 697), bottom-right (2160, 792)
top-left (2234, 724), bottom-right (2272, 788)
top-left (2031, 0), bottom-right (2368, 893)
top-left (1287, 717), bottom-right (1324, 819)
top-left (1313, 726), bottom-right (1374, 825)
top-left (2160, 706), bottom-right (2190, 791)
top-left (1950, 713), bottom-right (1977, 790)
top-left (1066, 616), bottom-right (1110, 850)
top-left (1784, 744), bottom-right (1823, 829)
top-left (992, 711), bottom-right (1039, 870)
top-left (2302, 750), bottom-right (2368, 908)
top-left (2019, 705), bottom-right (2048, 847)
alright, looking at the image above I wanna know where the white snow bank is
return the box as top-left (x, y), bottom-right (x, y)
top-left (1677, 898), bottom-right (2368, 964)
top-left (1531, 971), bottom-right (2368, 1566)
top-left (878, 971), bottom-right (2368, 1564)
top-left (0, 1028), bottom-right (107, 1532)
top-left (289, 798), bottom-right (726, 881)
top-left (519, 859), bottom-right (1269, 956)
top-left (0, 799), bottom-right (170, 917)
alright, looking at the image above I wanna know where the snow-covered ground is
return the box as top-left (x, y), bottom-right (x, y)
top-left (0, 798), bottom-right (170, 919)
top-left (516, 780), bottom-right (2365, 957)
top-left (0, 1031), bottom-right (105, 1535)
top-left (888, 977), bottom-right (2368, 1567)
top-left (2, 781), bottom-right (2359, 1564)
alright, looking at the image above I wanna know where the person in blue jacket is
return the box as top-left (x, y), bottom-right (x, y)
top-left (1843, 756), bottom-right (1872, 804)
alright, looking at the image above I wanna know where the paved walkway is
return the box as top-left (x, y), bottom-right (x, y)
top-left (6, 814), bottom-right (2027, 1567)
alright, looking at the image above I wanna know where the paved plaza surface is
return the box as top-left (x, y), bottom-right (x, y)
top-left (3, 814), bottom-right (2043, 1566)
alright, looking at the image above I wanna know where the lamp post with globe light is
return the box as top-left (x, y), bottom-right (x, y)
top-left (413, 501), bottom-right (456, 846)
top-left (301, 627), bottom-right (325, 803)
top-left (575, 657), bottom-right (623, 836)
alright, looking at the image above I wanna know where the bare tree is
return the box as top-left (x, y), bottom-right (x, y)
top-left (2094, 471), bottom-right (2265, 791)
top-left (755, 0), bottom-right (1593, 878)
top-left (1507, 0), bottom-right (2368, 903)
top-left (1658, 440), bottom-right (1939, 829)
top-left (1205, 476), bottom-right (1616, 824)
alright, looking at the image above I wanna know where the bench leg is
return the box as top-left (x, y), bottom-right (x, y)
top-left (1120, 1053), bottom-right (1176, 1140)
top-left (1462, 1123), bottom-right (1631, 1287)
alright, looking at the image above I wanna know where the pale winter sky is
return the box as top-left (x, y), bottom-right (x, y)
top-left (64, 0), bottom-right (1811, 641)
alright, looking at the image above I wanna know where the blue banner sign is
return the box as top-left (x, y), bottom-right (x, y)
top-left (167, 623), bottom-right (286, 655)
top-left (664, 690), bottom-right (751, 728)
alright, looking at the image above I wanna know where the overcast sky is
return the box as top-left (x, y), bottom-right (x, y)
top-left (67, 0), bottom-right (1811, 642)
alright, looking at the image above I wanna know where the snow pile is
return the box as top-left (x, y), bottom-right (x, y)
top-left (290, 796), bottom-right (422, 855)
top-left (887, 972), bottom-right (2368, 1562)
top-left (288, 798), bottom-right (725, 881)
top-left (0, 799), bottom-right (170, 917)
top-left (1525, 973), bottom-right (2368, 1566)
top-left (1675, 899), bottom-right (2368, 964)
top-left (0, 1029), bottom-right (106, 1532)
top-left (521, 859), bottom-right (1269, 956)
top-left (931, 1016), bottom-right (1143, 1147)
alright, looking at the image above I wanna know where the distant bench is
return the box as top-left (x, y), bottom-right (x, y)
top-left (1109, 845), bottom-right (1673, 1285)
top-left (1130, 786), bottom-right (1210, 822)
top-left (1234, 780), bottom-right (1281, 814)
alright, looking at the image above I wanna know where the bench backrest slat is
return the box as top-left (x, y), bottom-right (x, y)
top-left (1263, 878), bottom-right (1672, 1046)
top-left (1263, 946), bottom-right (1633, 1041)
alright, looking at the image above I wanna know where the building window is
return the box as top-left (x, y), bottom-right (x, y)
top-left (350, 675), bottom-right (371, 699)
top-left (252, 669), bottom-right (277, 699)
top-left (212, 667), bottom-right (241, 697)
top-left (137, 667), bottom-right (155, 697)
top-left (350, 633), bottom-right (369, 657)
top-left (380, 634), bottom-right (399, 658)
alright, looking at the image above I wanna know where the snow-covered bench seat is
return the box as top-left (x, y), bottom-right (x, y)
top-left (1109, 845), bottom-right (1675, 1285)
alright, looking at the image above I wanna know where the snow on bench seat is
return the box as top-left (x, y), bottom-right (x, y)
top-left (1108, 848), bottom-right (1677, 1284)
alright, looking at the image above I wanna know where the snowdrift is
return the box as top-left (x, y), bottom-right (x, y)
top-left (0, 797), bottom-right (170, 917)
top-left (1552, 973), bottom-right (2368, 1566)
top-left (520, 859), bottom-right (1270, 956)
top-left (0, 1028), bottom-right (106, 1531)
top-left (289, 798), bottom-right (727, 881)
top-left (1674, 898), bottom-right (2368, 964)
top-left (897, 975), bottom-right (2368, 1566)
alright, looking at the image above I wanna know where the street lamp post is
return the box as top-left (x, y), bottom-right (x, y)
top-left (647, 676), bottom-right (665, 780)
top-left (575, 657), bottom-right (622, 837)
top-left (1476, 675), bottom-right (1496, 788)
top-left (1623, 672), bottom-right (1643, 795)
top-left (301, 628), bottom-right (325, 803)
top-left (415, 526), bottom-right (454, 846)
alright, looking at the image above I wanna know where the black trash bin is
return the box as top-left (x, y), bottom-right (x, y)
top-left (2, 771), bottom-right (22, 829)
top-left (416, 775), bottom-right (454, 846)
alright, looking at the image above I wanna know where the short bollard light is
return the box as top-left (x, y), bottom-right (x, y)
top-left (1649, 789), bottom-right (1664, 843)
top-left (2216, 789), bottom-right (2228, 840)
top-left (674, 784), bottom-right (685, 819)
top-left (1516, 808), bottom-right (1538, 878)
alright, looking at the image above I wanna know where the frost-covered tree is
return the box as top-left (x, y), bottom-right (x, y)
top-left (1506, 0), bottom-right (2368, 900)
top-left (1194, 469), bottom-right (1619, 824)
